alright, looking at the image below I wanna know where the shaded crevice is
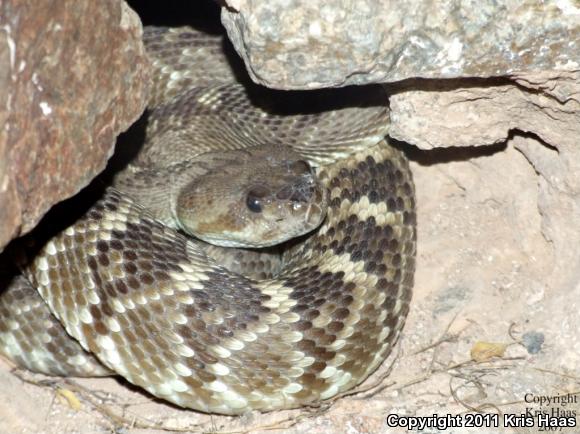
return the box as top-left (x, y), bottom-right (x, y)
top-left (384, 76), bottom-right (516, 96)
top-left (508, 129), bottom-right (559, 155)
top-left (126, 0), bottom-right (222, 32)
top-left (390, 137), bottom-right (508, 167)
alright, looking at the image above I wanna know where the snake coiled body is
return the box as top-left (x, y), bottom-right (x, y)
top-left (0, 27), bottom-right (416, 414)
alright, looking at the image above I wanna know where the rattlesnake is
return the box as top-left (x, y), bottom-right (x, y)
top-left (0, 27), bottom-right (416, 414)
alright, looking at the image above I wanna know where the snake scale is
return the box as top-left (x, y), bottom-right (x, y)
top-left (0, 27), bottom-right (416, 414)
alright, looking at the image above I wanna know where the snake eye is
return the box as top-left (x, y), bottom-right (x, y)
top-left (246, 186), bottom-right (269, 213)
top-left (290, 160), bottom-right (311, 175)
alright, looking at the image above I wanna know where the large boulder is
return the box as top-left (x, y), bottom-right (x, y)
top-left (0, 0), bottom-right (150, 251)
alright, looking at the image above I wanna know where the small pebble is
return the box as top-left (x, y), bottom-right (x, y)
top-left (522, 331), bottom-right (544, 354)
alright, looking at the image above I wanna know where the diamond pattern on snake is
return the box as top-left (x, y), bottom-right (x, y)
top-left (0, 26), bottom-right (416, 415)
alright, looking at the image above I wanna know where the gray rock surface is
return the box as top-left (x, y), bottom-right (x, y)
top-left (222, 0), bottom-right (580, 90)
top-left (0, 0), bottom-right (150, 251)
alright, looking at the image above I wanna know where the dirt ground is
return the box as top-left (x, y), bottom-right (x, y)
top-left (1, 138), bottom-right (578, 434)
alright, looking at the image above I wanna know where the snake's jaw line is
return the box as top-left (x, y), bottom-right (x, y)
top-left (0, 26), bottom-right (416, 415)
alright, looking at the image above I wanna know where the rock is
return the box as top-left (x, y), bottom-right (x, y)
top-left (522, 331), bottom-right (545, 354)
top-left (389, 71), bottom-right (580, 150)
top-left (0, 0), bottom-right (150, 252)
top-left (221, 0), bottom-right (580, 90)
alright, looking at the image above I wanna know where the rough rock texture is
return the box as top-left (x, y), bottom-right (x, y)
top-left (221, 0), bottom-right (580, 90)
top-left (0, 0), bottom-right (150, 252)
top-left (389, 72), bottom-right (580, 150)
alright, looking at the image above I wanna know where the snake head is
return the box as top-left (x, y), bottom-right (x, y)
top-left (175, 145), bottom-right (328, 248)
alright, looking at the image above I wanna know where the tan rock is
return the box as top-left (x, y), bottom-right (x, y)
top-left (389, 72), bottom-right (580, 150)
